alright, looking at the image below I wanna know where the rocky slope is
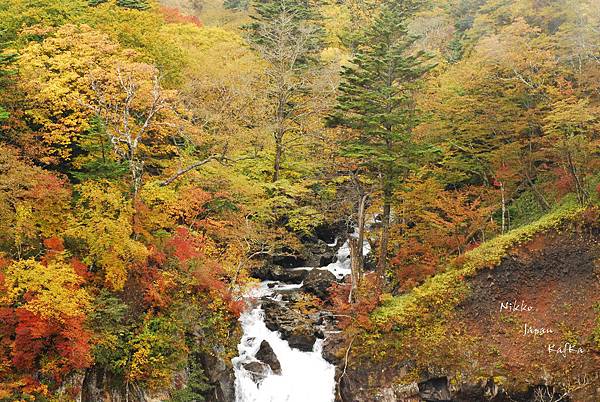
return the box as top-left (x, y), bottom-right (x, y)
top-left (323, 209), bottom-right (600, 402)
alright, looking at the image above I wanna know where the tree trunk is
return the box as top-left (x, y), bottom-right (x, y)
top-left (348, 237), bottom-right (361, 304)
top-left (377, 193), bottom-right (391, 281)
top-left (566, 151), bottom-right (588, 206)
top-left (349, 194), bottom-right (368, 303)
top-left (500, 182), bottom-right (506, 234)
top-left (272, 132), bottom-right (283, 182)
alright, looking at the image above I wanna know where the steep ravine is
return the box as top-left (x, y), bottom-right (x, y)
top-left (232, 227), bottom-right (371, 402)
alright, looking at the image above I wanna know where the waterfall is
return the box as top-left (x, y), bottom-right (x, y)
top-left (232, 234), bottom-right (370, 402)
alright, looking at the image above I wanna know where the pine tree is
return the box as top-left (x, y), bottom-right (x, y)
top-left (245, 0), bottom-right (324, 182)
top-left (224, 0), bottom-right (249, 11)
top-left (116, 0), bottom-right (150, 10)
top-left (328, 7), bottom-right (434, 279)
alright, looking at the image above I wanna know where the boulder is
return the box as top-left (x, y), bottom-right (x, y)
top-left (255, 340), bottom-right (281, 375)
top-left (271, 247), bottom-right (307, 268)
top-left (302, 269), bottom-right (337, 299)
top-left (251, 264), bottom-right (308, 284)
top-left (304, 240), bottom-right (338, 267)
top-left (242, 361), bottom-right (270, 383)
top-left (319, 251), bottom-right (336, 266)
top-left (314, 220), bottom-right (347, 244)
top-left (262, 299), bottom-right (317, 352)
top-left (418, 377), bottom-right (452, 401)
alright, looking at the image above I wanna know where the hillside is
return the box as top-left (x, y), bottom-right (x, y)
top-left (325, 204), bottom-right (600, 401)
top-left (0, 0), bottom-right (599, 401)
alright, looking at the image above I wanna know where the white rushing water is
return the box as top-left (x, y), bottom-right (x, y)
top-left (232, 306), bottom-right (336, 402)
top-left (232, 234), bottom-right (370, 402)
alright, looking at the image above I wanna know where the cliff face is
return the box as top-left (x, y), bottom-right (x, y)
top-left (329, 212), bottom-right (600, 402)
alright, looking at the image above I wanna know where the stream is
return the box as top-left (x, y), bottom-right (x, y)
top-left (232, 236), bottom-right (370, 402)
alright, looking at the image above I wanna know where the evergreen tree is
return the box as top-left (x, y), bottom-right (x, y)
top-left (116, 0), bottom-right (150, 10)
top-left (245, 0), bottom-right (324, 182)
top-left (224, 0), bottom-right (249, 11)
top-left (328, 7), bottom-right (433, 278)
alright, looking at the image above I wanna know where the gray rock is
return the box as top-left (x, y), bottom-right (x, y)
top-left (242, 361), bottom-right (270, 383)
top-left (302, 269), bottom-right (337, 299)
top-left (251, 264), bottom-right (308, 284)
top-left (255, 340), bottom-right (281, 375)
top-left (262, 299), bottom-right (317, 352)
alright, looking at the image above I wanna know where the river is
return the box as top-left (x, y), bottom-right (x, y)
top-left (232, 236), bottom-right (370, 402)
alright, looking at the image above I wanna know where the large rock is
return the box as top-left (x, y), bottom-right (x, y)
top-left (251, 264), bottom-right (308, 284)
top-left (198, 347), bottom-right (236, 402)
top-left (262, 299), bottom-right (318, 352)
top-left (418, 377), bottom-right (452, 401)
top-left (271, 247), bottom-right (308, 268)
top-left (255, 340), bottom-right (281, 375)
top-left (302, 269), bottom-right (337, 299)
top-left (242, 361), bottom-right (270, 383)
top-left (304, 240), bottom-right (338, 267)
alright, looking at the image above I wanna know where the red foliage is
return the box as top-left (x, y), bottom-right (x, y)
top-left (328, 274), bottom-right (380, 330)
top-left (143, 270), bottom-right (176, 309)
top-left (11, 309), bottom-right (91, 380)
top-left (148, 245), bottom-right (167, 266)
top-left (70, 257), bottom-right (91, 281)
top-left (192, 260), bottom-right (243, 317)
top-left (12, 309), bottom-right (54, 370)
top-left (26, 172), bottom-right (70, 201)
top-left (167, 227), bottom-right (206, 263)
top-left (43, 236), bottom-right (64, 252)
top-left (391, 239), bottom-right (438, 292)
top-left (160, 6), bottom-right (203, 27)
top-left (552, 167), bottom-right (574, 198)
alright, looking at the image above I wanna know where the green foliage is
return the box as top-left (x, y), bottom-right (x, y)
top-left (224, 0), bottom-right (248, 11)
top-left (328, 6), bottom-right (434, 201)
top-left (71, 117), bottom-right (130, 182)
top-left (88, 291), bottom-right (132, 377)
top-left (169, 355), bottom-right (210, 402)
top-left (0, 106), bottom-right (8, 121)
top-left (506, 191), bottom-right (545, 229)
top-left (116, 0), bottom-right (150, 10)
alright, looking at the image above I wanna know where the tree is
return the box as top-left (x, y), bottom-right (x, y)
top-left (245, 0), bottom-right (324, 182)
top-left (328, 6), bottom-right (433, 279)
top-left (68, 181), bottom-right (148, 290)
top-left (543, 96), bottom-right (599, 205)
top-left (116, 0), bottom-right (150, 10)
top-left (0, 52), bottom-right (17, 122)
top-left (0, 247), bottom-right (92, 394)
top-left (88, 63), bottom-right (181, 195)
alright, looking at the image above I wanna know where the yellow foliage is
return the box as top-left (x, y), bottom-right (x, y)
top-left (68, 181), bottom-right (148, 290)
top-left (1, 256), bottom-right (90, 321)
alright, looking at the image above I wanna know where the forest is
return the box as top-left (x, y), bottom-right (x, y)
top-left (0, 0), bottom-right (599, 401)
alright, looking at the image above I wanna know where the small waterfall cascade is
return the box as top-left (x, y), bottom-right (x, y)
top-left (232, 234), bottom-right (370, 402)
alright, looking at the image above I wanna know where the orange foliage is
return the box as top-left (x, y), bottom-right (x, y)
top-left (160, 6), bottom-right (203, 27)
top-left (391, 239), bottom-right (438, 292)
top-left (10, 309), bottom-right (91, 381)
top-left (328, 274), bottom-right (380, 330)
top-left (43, 237), bottom-right (64, 252)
